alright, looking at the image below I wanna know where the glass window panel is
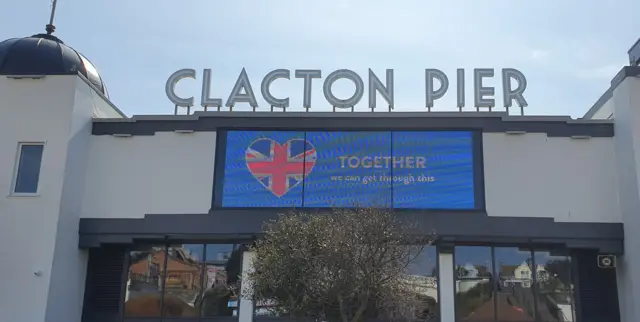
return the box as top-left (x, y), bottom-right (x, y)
top-left (494, 247), bottom-right (536, 321)
top-left (405, 246), bottom-right (439, 321)
top-left (454, 246), bottom-right (494, 322)
top-left (124, 245), bottom-right (166, 317)
top-left (162, 244), bottom-right (205, 317)
top-left (14, 144), bottom-right (44, 194)
top-left (201, 244), bottom-right (241, 317)
top-left (534, 251), bottom-right (575, 322)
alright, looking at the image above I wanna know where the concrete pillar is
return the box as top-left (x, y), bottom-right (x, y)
top-left (239, 251), bottom-right (255, 322)
top-left (438, 251), bottom-right (455, 322)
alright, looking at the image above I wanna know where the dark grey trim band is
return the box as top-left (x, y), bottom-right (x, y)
top-left (91, 112), bottom-right (613, 137)
top-left (583, 66), bottom-right (640, 119)
top-left (79, 211), bottom-right (623, 254)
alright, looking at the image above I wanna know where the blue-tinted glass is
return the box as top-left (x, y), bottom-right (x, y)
top-left (14, 144), bottom-right (44, 193)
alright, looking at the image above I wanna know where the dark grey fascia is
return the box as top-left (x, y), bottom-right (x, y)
top-left (79, 210), bottom-right (624, 254)
top-left (92, 112), bottom-right (614, 137)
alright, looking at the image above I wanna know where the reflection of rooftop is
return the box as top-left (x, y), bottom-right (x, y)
top-left (403, 275), bottom-right (437, 289)
top-left (400, 275), bottom-right (438, 304)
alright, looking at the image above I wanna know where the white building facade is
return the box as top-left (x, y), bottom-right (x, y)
top-left (1, 33), bottom-right (639, 322)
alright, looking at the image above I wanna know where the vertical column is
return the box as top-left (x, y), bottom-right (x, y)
top-left (611, 66), bottom-right (640, 322)
top-left (438, 249), bottom-right (455, 322)
top-left (239, 251), bottom-right (256, 322)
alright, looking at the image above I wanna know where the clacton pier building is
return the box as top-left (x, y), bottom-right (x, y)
top-left (1, 22), bottom-right (640, 322)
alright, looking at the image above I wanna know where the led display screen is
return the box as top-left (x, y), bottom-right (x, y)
top-left (220, 130), bottom-right (476, 209)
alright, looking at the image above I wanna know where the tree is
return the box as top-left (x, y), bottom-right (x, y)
top-left (539, 259), bottom-right (572, 292)
top-left (243, 207), bottom-right (436, 322)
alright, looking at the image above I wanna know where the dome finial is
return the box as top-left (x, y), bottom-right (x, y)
top-left (46, 0), bottom-right (58, 35)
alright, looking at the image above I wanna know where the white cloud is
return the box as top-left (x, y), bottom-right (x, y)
top-left (530, 49), bottom-right (551, 62)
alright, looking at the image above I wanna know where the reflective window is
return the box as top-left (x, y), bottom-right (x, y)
top-left (455, 246), bottom-right (576, 322)
top-left (406, 246), bottom-right (439, 321)
top-left (124, 245), bottom-right (165, 317)
top-left (201, 244), bottom-right (242, 317)
top-left (455, 246), bottom-right (494, 322)
top-left (494, 247), bottom-right (535, 321)
top-left (162, 244), bottom-right (205, 317)
top-left (534, 251), bottom-right (575, 322)
top-left (13, 143), bottom-right (44, 194)
top-left (123, 243), bottom-right (241, 318)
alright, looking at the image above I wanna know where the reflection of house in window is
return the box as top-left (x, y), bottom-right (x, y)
top-left (204, 255), bottom-right (230, 288)
top-left (124, 244), bottom-right (242, 318)
top-left (501, 263), bottom-right (548, 289)
top-left (126, 246), bottom-right (205, 307)
top-left (456, 264), bottom-right (492, 293)
top-left (130, 247), bottom-right (203, 290)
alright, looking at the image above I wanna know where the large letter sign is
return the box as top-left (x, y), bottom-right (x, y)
top-left (166, 68), bottom-right (528, 113)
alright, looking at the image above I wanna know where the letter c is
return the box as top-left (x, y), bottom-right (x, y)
top-left (261, 69), bottom-right (290, 108)
top-left (165, 68), bottom-right (196, 107)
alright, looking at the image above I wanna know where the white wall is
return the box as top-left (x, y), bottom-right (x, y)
top-left (483, 133), bottom-right (620, 223)
top-left (81, 130), bottom-right (620, 224)
top-left (43, 77), bottom-right (97, 322)
top-left (0, 75), bottom-right (82, 322)
top-left (0, 75), bottom-right (112, 322)
top-left (82, 131), bottom-right (217, 218)
top-left (611, 75), bottom-right (640, 322)
top-left (588, 95), bottom-right (614, 120)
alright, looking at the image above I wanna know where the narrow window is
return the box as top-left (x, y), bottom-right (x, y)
top-left (13, 143), bottom-right (44, 194)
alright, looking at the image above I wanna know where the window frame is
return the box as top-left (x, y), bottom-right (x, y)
top-left (10, 142), bottom-right (45, 196)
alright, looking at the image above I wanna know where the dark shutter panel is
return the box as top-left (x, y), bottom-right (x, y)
top-left (574, 249), bottom-right (621, 322)
top-left (82, 245), bottom-right (128, 322)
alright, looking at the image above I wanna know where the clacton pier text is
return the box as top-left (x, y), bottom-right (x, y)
top-left (165, 68), bottom-right (528, 111)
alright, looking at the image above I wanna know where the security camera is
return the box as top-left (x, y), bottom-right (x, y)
top-left (597, 254), bottom-right (616, 269)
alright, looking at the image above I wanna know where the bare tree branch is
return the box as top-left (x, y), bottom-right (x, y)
top-left (243, 207), bottom-right (437, 322)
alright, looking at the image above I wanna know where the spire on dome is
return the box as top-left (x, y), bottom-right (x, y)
top-left (45, 0), bottom-right (58, 35)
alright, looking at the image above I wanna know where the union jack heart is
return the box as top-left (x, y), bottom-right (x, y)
top-left (245, 138), bottom-right (317, 197)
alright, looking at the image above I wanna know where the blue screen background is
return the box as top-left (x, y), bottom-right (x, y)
top-left (221, 130), bottom-right (475, 209)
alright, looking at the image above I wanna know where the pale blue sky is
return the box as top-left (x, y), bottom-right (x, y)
top-left (2, 0), bottom-right (638, 118)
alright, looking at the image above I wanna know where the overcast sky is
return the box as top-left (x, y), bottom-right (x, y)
top-left (1, 0), bottom-right (638, 117)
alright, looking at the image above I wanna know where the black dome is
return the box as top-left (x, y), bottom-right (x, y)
top-left (0, 33), bottom-right (108, 97)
